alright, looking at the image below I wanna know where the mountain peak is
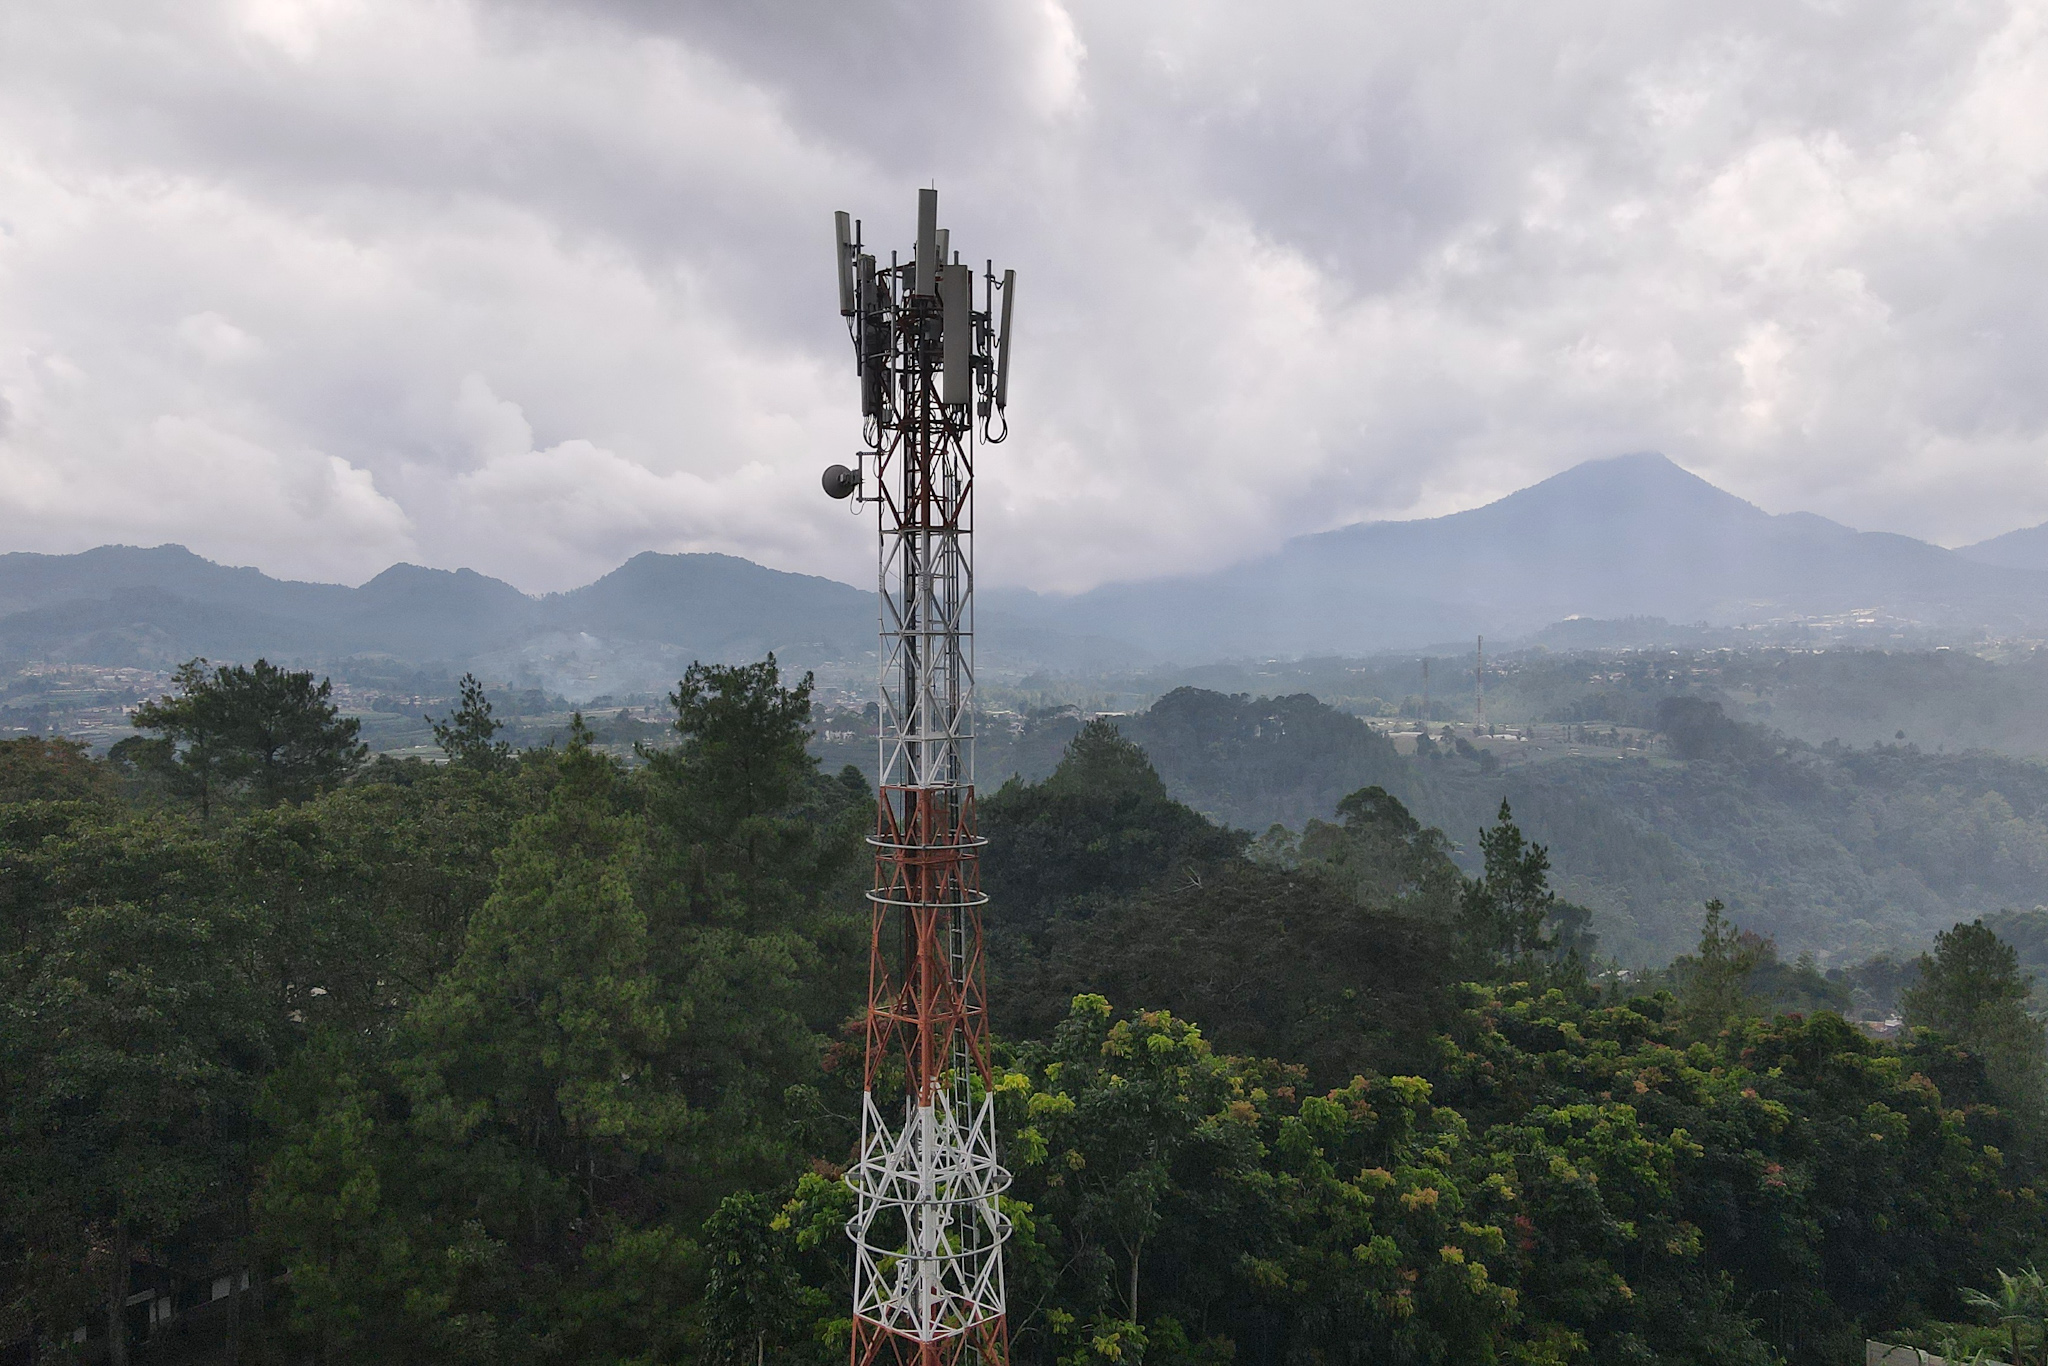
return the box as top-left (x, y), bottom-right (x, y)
top-left (1476, 452), bottom-right (1765, 522)
top-left (1960, 521), bottom-right (2048, 573)
top-left (351, 562), bottom-right (532, 613)
top-left (1056, 450), bottom-right (2048, 660)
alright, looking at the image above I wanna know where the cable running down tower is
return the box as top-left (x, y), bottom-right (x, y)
top-left (823, 188), bottom-right (1017, 1366)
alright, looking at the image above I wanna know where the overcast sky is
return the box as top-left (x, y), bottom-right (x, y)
top-left (2, 1), bottom-right (2046, 593)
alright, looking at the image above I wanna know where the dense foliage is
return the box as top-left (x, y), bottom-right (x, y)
top-left (2, 659), bottom-right (2046, 1364)
top-left (1410, 712), bottom-right (2048, 964)
top-left (963, 680), bottom-right (2048, 967)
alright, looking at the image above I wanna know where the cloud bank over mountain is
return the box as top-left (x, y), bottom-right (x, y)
top-left (4, 1), bottom-right (2048, 593)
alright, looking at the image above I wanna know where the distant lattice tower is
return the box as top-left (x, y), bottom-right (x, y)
top-left (822, 190), bottom-right (1017, 1366)
top-left (1476, 635), bottom-right (1486, 733)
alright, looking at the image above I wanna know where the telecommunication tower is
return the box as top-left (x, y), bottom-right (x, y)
top-left (821, 189), bottom-right (1017, 1366)
top-left (1475, 635), bottom-right (1486, 733)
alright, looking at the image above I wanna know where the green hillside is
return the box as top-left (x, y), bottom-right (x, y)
top-left (883, 680), bottom-right (2048, 966)
top-left (1408, 742), bottom-right (2048, 964)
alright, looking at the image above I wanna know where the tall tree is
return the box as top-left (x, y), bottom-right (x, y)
top-left (1460, 800), bottom-right (1573, 961)
top-left (639, 655), bottom-right (869, 1035)
top-left (121, 660), bottom-right (233, 817)
top-left (1673, 899), bottom-right (1769, 1041)
top-left (0, 736), bottom-right (118, 806)
top-left (980, 718), bottom-right (1244, 941)
top-left (1905, 919), bottom-right (2048, 1115)
top-left (429, 674), bottom-right (510, 771)
top-left (0, 819), bottom-right (268, 1366)
top-left (701, 1191), bottom-right (807, 1366)
top-left (1002, 995), bottom-right (1522, 1364)
top-left (130, 659), bottom-right (365, 815)
top-left (1296, 783), bottom-right (1463, 913)
top-left (259, 661), bottom-right (864, 1363)
top-left (264, 728), bottom-right (698, 1364)
top-left (655, 655), bottom-right (816, 828)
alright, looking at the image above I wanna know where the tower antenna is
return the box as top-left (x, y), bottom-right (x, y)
top-left (823, 189), bottom-right (1017, 1366)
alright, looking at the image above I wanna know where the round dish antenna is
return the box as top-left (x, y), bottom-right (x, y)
top-left (821, 463), bottom-right (861, 500)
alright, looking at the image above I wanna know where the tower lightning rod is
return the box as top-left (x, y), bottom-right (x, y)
top-left (823, 188), bottom-right (1017, 1366)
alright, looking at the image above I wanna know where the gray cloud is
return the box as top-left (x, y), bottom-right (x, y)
top-left (1, 0), bottom-right (2045, 593)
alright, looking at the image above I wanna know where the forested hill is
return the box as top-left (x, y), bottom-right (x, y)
top-left (956, 687), bottom-right (1414, 831)
top-left (882, 684), bottom-right (2048, 965)
top-left (1413, 742), bottom-right (2048, 964)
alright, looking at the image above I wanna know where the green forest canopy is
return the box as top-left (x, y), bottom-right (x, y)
top-left (2, 658), bottom-right (2047, 1364)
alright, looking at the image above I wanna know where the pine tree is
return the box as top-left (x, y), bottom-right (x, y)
top-left (429, 674), bottom-right (510, 770)
top-left (129, 658), bottom-right (365, 815)
top-left (1905, 919), bottom-right (2048, 1115)
top-left (1460, 801), bottom-right (1559, 960)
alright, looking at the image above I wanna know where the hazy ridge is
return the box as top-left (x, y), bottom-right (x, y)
top-left (8, 452), bottom-right (2048, 695)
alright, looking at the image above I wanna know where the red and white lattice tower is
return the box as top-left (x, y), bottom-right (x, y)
top-left (823, 189), bottom-right (1016, 1366)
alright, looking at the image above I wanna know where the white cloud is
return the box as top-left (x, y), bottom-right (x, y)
top-left (1, 0), bottom-right (2047, 593)
top-left (176, 311), bottom-right (266, 366)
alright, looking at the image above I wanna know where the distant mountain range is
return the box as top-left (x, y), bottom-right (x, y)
top-left (1958, 520), bottom-right (2048, 573)
top-left (993, 453), bottom-right (2048, 657)
top-left (6, 453), bottom-right (2048, 696)
top-left (0, 545), bottom-right (873, 697)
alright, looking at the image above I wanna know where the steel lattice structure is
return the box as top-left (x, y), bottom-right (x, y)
top-left (825, 189), bottom-right (1016, 1366)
